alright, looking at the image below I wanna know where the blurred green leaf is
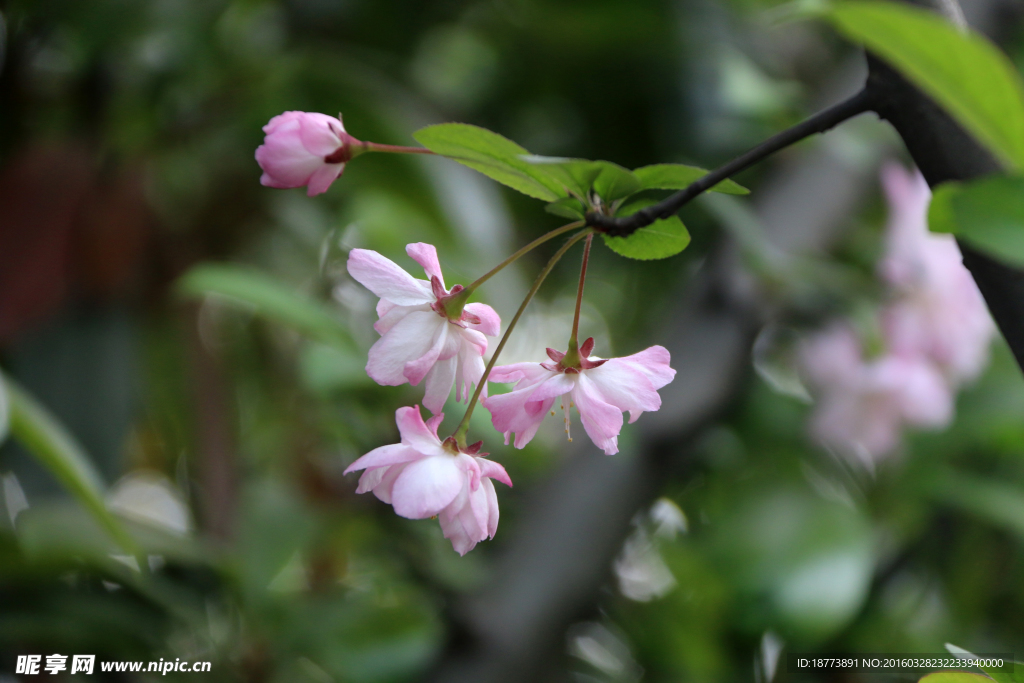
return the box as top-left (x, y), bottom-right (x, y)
top-left (176, 264), bottom-right (354, 348)
top-left (633, 163), bottom-right (749, 195)
top-left (0, 373), bottom-right (9, 445)
top-left (918, 673), bottom-right (992, 683)
top-left (545, 196), bottom-right (586, 220)
top-left (3, 375), bottom-right (135, 555)
top-left (602, 216), bottom-right (691, 260)
top-left (299, 344), bottom-right (374, 394)
top-left (929, 470), bottom-right (1024, 540)
top-left (413, 124), bottom-right (562, 201)
top-left (826, 0), bottom-right (1024, 169)
top-left (928, 175), bottom-right (1024, 267)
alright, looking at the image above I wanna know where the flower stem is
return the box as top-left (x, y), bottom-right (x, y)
top-left (465, 221), bottom-right (584, 294)
top-left (453, 228), bottom-right (594, 447)
top-left (567, 233), bottom-right (594, 354)
top-left (363, 141), bottom-right (435, 155)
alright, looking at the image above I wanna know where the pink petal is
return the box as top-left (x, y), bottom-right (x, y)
top-left (425, 413), bottom-right (444, 438)
top-left (256, 120), bottom-right (324, 188)
top-left (586, 361), bottom-right (660, 423)
top-left (483, 387), bottom-right (554, 449)
top-left (524, 372), bottom-right (575, 409)
top-left (263, 111), bottom-right (304, 134)
top-left (343, 443), bottom-right (422, 475)
top-left (478, 458), bottom-right (512, 488)
top-left (572, 375), bottom-right (625, 455)
top-left (356, 466), bottom-right (387, 494)
top-left (374, 303), bottom-right (427, 336)
top-left (391, 456), bottom-right (465, 519)
top-left (371, 463), bottom-right (408, 504)
top-left (482, 478), bottom-right (500, 538)
top-left (616, 345), bottom-right (676, 390)
top-left (395, 405), bottom-right (444, 454)
top-left (423, 355), bottom-right (458, 414)
top-left (366, 311), bottom-right (445, 386)
top-left (455, 350), bottom-right (485, 403)
top-left (305, 163), bottom-right (344, 196)
top-left (463, 303), bottom-right (501, 337)
top-left (406, 243), bottom-right (445, 286)
top-left (297, 113), bottom-right (344, 156)
top-left (486, 362), bottom-right (551, 385)
top-left (404, 323), bottom-right (456, 386)
top-left (347, 249), bottom-right (434, 306)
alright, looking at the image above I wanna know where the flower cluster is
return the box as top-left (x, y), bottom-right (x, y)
top-left (256, 111), bottom-right (677, 554)
top-left (798, 163), bottom-right (994, 462)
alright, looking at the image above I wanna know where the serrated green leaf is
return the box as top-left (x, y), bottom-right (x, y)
top-left (826, 0), bottom-right (1024, 169)
top-left (3, 374), bottom-right (135, 554)
top-left (545, 196), bottom-right (586, 219)
top-left (176, 264), bottom-right (354, 348)
top-left (633, 163), bottom-right (749, 194)
top-left (602, 216), bottom-right (691, 260)
top-left (413, 124), bottom-right (562, 201)
top-left (927, 175), bottom-right (1024, 267)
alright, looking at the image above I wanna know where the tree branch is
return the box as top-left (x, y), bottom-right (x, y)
top-left (586, 88), bottom-right (877, 236)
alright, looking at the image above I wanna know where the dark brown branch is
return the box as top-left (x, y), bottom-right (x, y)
top-left (586, 88), bottom-right (877, 236)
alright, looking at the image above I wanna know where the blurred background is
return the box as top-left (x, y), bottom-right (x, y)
top-left (3, 0), bottom-right (1024, 681)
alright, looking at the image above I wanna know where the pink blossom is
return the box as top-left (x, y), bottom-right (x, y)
top-left (343, 406), bottom-right (512, 555)
top-left (483, 339), bottom-right (675, 455)
top-left (797, 163), bottom-right (993, 461)
top-left (800, 325), bottom-right (953, 459)
top-left (878, 163), bottom-right (994, 382)
top-left (347, 243), bottom-right (501, 414)
top-left (255, 111), bottom-right (362, 196)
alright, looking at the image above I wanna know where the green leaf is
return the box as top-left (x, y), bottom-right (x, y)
top-left (0, 374), bottom-right (8, 445)
top-left (413, 124), bottom-right (563, 201)
top-left (918, 673), bottom-right (992, 683)
top-left (3, 374), bottom-right (135, 554)
top-left (634, 163), bottom-right (749, 194)
top-left (176, 264), bottom-right (354, 348)
top-left (602, 215), bottom-right (691, 260)
top-left (545, 196), bottom-right (586, 220)
top-left (521, 156), bottom-right (601, 198)
top-left (591, 161), bottom-right (642, 202)
top-left (826, 0), bottom-right (1024, 169)
top-left (927, 175), bottom-right (1024, 267)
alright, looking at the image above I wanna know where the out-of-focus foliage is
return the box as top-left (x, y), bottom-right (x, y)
top-left (2, 0), bottom-right (1024, 681)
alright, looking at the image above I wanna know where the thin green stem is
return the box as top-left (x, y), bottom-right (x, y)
top-left (453, 228), bottom-right (594, 446)
top-left (567, 233), bottom-right (594, 352)
top-left (363, 141), bottom-right (435, 155)
top-left (465, 221), bottom-right (584, 293)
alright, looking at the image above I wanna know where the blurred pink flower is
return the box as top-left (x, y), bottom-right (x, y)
top-left (483, 339), bottom-right (675, 455)
top-left (800, 325), bottom-right (953, 459)
top-left (344, 406), bottom-right (511, 555)
top-left (798, 163), bottom-right (993, 461)
top-left (347, 243), bottom-right (500, 414)
top-left (878, 163), bottom-right (994, 382)
top-left (255, 112), bottom-right (360, 196)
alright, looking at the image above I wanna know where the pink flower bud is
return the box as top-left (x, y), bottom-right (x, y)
top-left (255, 111), bottom-right (362, 196)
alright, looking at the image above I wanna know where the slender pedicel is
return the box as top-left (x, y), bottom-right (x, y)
top-left (453, 229), bottom-right (595, 447)
top-left (465, 221), bottom-right (584, 293)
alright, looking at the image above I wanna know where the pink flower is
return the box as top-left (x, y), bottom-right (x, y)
top-left (343, 406), bottom-right (512, 555)
top-left (255, 111), bottom-right (362, 196)
top-left (878, 163), bottom-right (994, 383)
top-left (483, 338), bottom-right (675, 455)
top-left (800, 325), bottom-right (953, 460)
top-left (347, 243), bottom-right (501, 414)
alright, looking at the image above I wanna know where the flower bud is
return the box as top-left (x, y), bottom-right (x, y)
top-left (255, 111), bottom-right (363, 196)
